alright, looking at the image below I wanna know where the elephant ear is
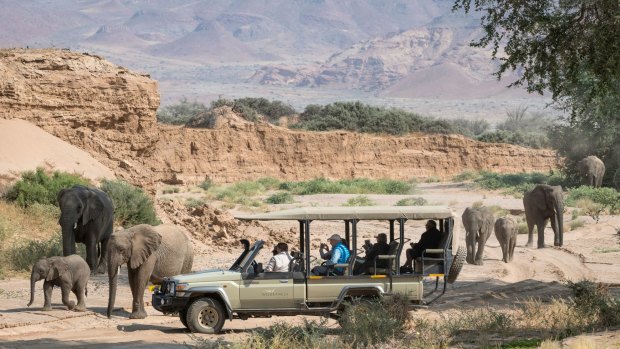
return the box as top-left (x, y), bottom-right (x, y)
top-left (82, 189), bottom-right (104, 226)
top-left (46, 257), bottom-right (69, 281)
top-left (533, 186), bottom-right (550, 211)
top-left (130, 226), bottom-right (162, 269)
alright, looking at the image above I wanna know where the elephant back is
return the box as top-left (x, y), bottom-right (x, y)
top-left (153, 224), bottom-right (194, 276)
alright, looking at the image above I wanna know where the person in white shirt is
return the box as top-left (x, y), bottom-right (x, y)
top-left (265, 242), bottom-right (292, 272)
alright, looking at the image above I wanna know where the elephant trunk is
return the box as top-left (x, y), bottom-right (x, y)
top-left (555, 202), bottom-right (564, 246)
top-left (107, 257), bottom-right (120, 318)
top-left (27, 269), bottom-right (38, 307)
top-left (60, 215), bottom-right (76, 256)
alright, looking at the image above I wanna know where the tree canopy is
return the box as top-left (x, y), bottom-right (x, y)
top-left (453, 0), bottom-right (620, 186)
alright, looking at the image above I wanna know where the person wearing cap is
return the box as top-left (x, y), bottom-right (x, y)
top-left (311, 234), bottom-right (350, 276)
top-left (353, 232), bottom-right (390, 275)
top-left (265, 242), bottom-right (293, 272)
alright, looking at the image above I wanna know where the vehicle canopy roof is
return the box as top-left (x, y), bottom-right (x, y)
top-left (235, 205), bottom-right (455, 221)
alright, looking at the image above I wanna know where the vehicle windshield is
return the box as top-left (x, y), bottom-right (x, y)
top-left (232, 241), bottom-right (263, 272)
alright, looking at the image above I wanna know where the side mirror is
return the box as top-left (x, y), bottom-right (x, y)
top-left (254, 262), bottom-right (264, 274)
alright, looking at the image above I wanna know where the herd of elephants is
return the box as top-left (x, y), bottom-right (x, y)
top-left (25, 155), bottom-right (605, 319)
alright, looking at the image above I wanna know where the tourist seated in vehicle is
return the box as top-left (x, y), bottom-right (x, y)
top-left (353, 233), bottom-right (390, 275)
top-left (264, 242), bottom-right (293, 272)
top-left (311, 234), bottom-right (350, 276)
top-left (400, 220), bottom-right (443, 273)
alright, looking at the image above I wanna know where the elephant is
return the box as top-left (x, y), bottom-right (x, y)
top-left (523, 184), bottom-right (564, 248)
top-left (57, 185), bottom-right (114, 274)
top-left (27, 255), bottom-right (90, 311)
top-left (107, 224), bottom-right (194, 319)
top-left (462, 206), bottom-right (495, 265)
top-left (578, 155), bottom-right (605, 187)
top-left (494, 217), bottom-right (518, 263)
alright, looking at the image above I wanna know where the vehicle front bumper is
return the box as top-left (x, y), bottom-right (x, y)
top-left (152, 292), bottom-right (189, 313)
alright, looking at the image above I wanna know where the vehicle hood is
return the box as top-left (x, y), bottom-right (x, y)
top-left (170, 269), bottom-right (241, 283)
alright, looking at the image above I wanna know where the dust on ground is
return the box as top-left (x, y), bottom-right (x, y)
top-left (1, 183), bottom-right (620, 348)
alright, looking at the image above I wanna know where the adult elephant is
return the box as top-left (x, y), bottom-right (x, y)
top-left (523, 184), bottom-right (564, 248)
top-left (107, 224), bottom-right (193, 319)
top-left (57, 185), bottom-right (114, 274)
top-left (462, 206), bottom-right (495, 265)
top-left (578, 155), bottom-right (605, 187)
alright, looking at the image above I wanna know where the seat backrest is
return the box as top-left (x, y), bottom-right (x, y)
top-left (387, 240), bottom-right (400, 270)
top-left (437, 231), bottom-right (450, 251)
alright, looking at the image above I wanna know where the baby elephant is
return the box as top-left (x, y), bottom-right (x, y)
top-left (27, 255), bottom-right (90, 311)
top-left (494, 217), bottom-right (518, 263)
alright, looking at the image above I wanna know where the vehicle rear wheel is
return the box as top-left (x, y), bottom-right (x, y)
top-left (186, 298), bottom-right (225, 334)
top-left (447, 246), bottom-right (465, 284)
top-left (179, 308), bottom-right (188, 329)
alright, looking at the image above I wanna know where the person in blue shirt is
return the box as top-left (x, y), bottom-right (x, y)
top-left (311, 234), bottom-right (350, 276)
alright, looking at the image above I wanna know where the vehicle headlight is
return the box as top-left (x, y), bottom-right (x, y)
top-left (166, 281), bottom-right (176, 295)
top-left (175, 283), bottom-right (189, 291)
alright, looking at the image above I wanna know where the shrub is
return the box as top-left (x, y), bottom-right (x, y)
top-left (565, 186), bottom-right (620, 214)
top-left (517, 222), bottom-right (529, 235)
top-left (452, 170), bottom-right (482, 182)
top-left (232, 319), bottom-right (343, 349)
top-left (186, 98), bottom-right (296, 126)
top-left (100, 180), bottom-right (160, 227)
top-left (162, 187), bottom-right (180, 194)
top-left (424, 176), bottom-right (441, 183)
top-left (296, 101), bottom-right (455, 135)
top-left (198, 179), bottom-right (213, 191)
top-left (449, 118), bottom-right (490, 137)
top-left (338, 295), bottom-right (411, 347)
top-left (157, 97), bottom-right (209, 125)
top-left (343, 195), bottom-right (376, 206)
top-left (265, 192), bottom-right (294, 204)
top-left (569, 219), bottom-right (585, 231)
top-left (396, 197), bottom-right (427, 206)
top-left (8, 233), bottom-right (64, 271)
top-left (184, 197), bottom-right (207, 209)
top-left (5, 168), bottom-right (89, 207)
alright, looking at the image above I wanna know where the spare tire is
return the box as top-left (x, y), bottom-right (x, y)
top-left (447, 246), bottom-right (465, 284)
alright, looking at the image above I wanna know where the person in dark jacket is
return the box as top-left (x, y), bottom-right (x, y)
top-left (354, 233), bottom-right (390, 274)
top-left (400, 220), bottom-right (443, 273)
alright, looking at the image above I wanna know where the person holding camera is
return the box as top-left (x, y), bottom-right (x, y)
top-left (311, 234), bottom-right (350, 276)
top-left (353, 233), bottom-right (390, 275)
top-left (400, 220), bottom-right (443, 273)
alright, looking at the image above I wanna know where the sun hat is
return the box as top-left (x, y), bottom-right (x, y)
top-left (328, 234), bottom-right (342, 241)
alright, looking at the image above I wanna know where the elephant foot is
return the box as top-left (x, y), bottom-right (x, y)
top-left (474, 260), bottom-right (484, 266)
top-left (73, 304), bottom-right (86, 312)
top-left (525, 242), bottom-right (534, 248)
top-left (65, 301), bottom-right (76, 310)
top-left (42, 306), bottom-right (52, 311)
top-left (129, 310), bottom-right (148, 319)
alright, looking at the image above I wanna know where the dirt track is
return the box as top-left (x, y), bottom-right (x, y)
top-left (1, 185), bottom-right (620, 348)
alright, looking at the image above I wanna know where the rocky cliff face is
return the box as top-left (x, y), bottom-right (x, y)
top-left (0, 49), bottom-right (560, 189)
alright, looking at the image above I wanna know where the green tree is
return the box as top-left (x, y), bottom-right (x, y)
top-left (453, 0), bottom-right (620, 186)
top-left (157, 97), bottom-right (209, 125)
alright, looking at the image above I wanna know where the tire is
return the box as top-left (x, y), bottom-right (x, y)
top-left (447, 246), bottom-right (465, 284)
top-left (179, 308), bottom-right (188, 329)
top-left (186, 298), bottom-right (226, 334)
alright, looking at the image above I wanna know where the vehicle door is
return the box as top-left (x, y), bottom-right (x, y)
top-left (239, 271), bottom-right (304, 309)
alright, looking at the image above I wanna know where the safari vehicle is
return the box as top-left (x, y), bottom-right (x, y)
top-left (152, 206), bottom-right (465, 333)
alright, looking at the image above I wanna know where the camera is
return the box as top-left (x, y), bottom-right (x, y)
top-left (364, 239), bottom-right (371, 246)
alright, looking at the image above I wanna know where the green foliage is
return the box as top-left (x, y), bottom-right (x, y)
top-left (477, 130), bottom-right (550, 149)
top-left (296, 101), bottom-right (455, 135)
top-left (474, 172), bottom-right (569, 197)
top-left (5, 168), bottom-right (90, 208)
top-left (343, 195), bottom-right (376, 207)
top-left (565, 186), bottom-right (620, 214)
top-left (452, 170), bottom-right (481, 182)
top-left (395, 197), bottom-right (427, 206)
top-left (231, 319), bottom-right (345, 349)
top-left (265, 192), bottom-right (294, 204)
top-left (8, 233), bottom-right (63, 271)
top-left (569, 219), bottom-right (585, 231)
top-left (454, 0), bottom-right (620, 186)
top-left (157, 97), bottom-right (209, 125)
top-left (187, 97), bottom-right (296, 126)
top-left (100, 180), bottom-right (160, 227)
top-left (162, 187), bottom-right (180, 194)
top-left (567, 280), bottom-right (620, 328)
top-left (184, 197), bottom-right (207, 209)
top-left (280, 178), bottom-right (413, 195)
top-left (198, 179), bottom-right (213, 191)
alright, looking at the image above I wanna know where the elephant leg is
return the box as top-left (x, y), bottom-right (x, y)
top-left (536, 220), bottom-right (547, 249)
top-left (550, 215), bottom-right (560, 247)
top-left (85, 237), bottom-right (98, 274)
top-left (474, 236), bottom-right (485, 265)
top-left (97, 238), bottom-right (109, 274)
top-left (509, 236), bottom-right (517, 262)
top-left (60, 283), bottom-right (75, 310)
top-left (73, 286), bottom-right (86, 312)
top-left (525, 220), bottom-right (535, 248)
top-left (128, 260), bottom-right (155, 319)
top-left (466, 232), bottom-right (476, 264)
top-left (42, 281), bottom-right (53, 311)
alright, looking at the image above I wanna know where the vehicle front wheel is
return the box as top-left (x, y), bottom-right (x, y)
top-left (447, 246), bottom-right (466, 284)
top-left (186, 298), bottom-right (226, 334)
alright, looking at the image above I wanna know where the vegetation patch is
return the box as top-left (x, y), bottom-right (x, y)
top-left (264, 192), bottom-right (294, 204)
top-left (395, 197), bottom-right (427, 206)
top-left (280, 178), bottom-right (414, 195)
top-left (565, 186), bottom-right (620, 214)
top-left (343, 195), bottom-right (376, 207)
top-left (5, 168), bottom-right (90, 207)
top-left (100, 179), bottom-right (160, 227)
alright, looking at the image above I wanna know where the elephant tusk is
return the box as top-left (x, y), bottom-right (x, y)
top-left (74, 222), bottom-right (78, 229)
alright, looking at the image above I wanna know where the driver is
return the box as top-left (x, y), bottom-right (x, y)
top-left (264, 242), bottom-right (293, 272)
